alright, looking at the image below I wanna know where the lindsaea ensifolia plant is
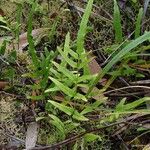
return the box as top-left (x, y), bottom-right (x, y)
top-left (45, 0), bottom-right (103, 121)
top-left (24, 0), bottom-right (150, 147)
top-left (24, 0), bottom-right (105, 144)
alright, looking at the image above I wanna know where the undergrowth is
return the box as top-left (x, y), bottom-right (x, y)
top-left (0, 0), bottom-right (150, 149)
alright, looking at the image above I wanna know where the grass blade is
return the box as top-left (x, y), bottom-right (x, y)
top-left (135, 8), bottom-right (143, 39)
top-left (76, 0), bottom-right (93, 55)
top-left (87, 32), bottom-right (150, 95)
top-left (76, 0), bottom-right (93, 75)
top-left (113, 0), bottom-right (123, 43)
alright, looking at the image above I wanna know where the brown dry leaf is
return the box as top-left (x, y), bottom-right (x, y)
top-left (88, 58), bottom-right (101, 75)
top-left (0, 9), bottom-right (5, 16)
top-left (15, 28), bottom-right (48, 51)
top-left (25, 122), bottom-right (39, 149)
top-left (0, 81), bottom-right (9, 90)
top-left (0, 28), bottom-right (49, 52)
top-left (79, 55), bottom-right (107, 100)
top-left (88, 55), bottom-right (107, 86)
top-left (81, 86), bottom-right (104, 100)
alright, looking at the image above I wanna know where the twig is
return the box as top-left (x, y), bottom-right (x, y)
top-left (103, 86), bottom-right (150, 95)
top-left (3, 133), bottom-right (25, 144)
top-left (30, 121), bottom-right (139, 150)
top-left (130, 80), bottom-right (150, 85)
top-left (117, 134), bottom-right (129, 150)
top-left (105, 91), bottom-right (149, 97)
top-left (59, 0), bottom-right (112, 23)
top-left (82, 0), bottom-right (113, 19)
top-left (0, 56), bottom-right (10, 65)
top-left (2, 133), bottom-right (41, 147)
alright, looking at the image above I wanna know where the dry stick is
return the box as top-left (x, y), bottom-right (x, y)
top-left (117, 134), bottom-right (130, 150)
top-left (105, 91), bottom-right (149, 97)
top-left (143, 0), bottom-right (150, 20)
top-left (130, 80), bottom-right (150, 85)
top-left (112, 114), bottom-right (147, 137)
top-left (30, 121), bottom-right (142, 150)
top-left (59, 0), bottom-right (112, 23)
top-left (0, 56), bottom-right (10, 65)
top-left (2, 133), bottom-right (41, 147)
top-left (82, 0), bottom-right (113, 19)
top-left (103, 85), bottom-right (150, 95)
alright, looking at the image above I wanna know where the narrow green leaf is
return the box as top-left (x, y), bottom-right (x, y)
top-left (48, 100), bottom-right (88, 121)
top-left (62, 32), bottom-right (70, 67)
top-left (45, 86), bottom-right (59, 93)
top-left (69, 49), bottom-right (78, 59)
top-left (50, 68), bottom-right (61, 78)
top-left (113, 0), bottom-right (123, 43)
top-left (27, 3), bottom-right (39, 68)
top-left (81, 99), bottom-right (105, 115)
top-left (49, 100), bottom-right (73, 115)
top-left (135, 8), bottom-right (143, 38)
top-left (49, 114), bottom-right (66, 140)
top-left (84, 133), bottom-right (101, 142)
top-left (0, 25), bottom-right (11, 31)
top-left (76, 0), bottom-right (93, 75)
top-left (124, 97), bottom-right (150, 111)
top-left (78, 74), bottom-right (96, 83)
top-left (77, 0), bottom-right (93, 55)
top-left (0, 40), bottom-right (6, 55)
top-left (74, 93), bottom-right (87, 102)
top-left (73, 110), bottom-right (89, 121)
top-left (115, 98), bottom-right (126, 111)
top-left (53, 61), bottom-right (76, 82)
top-left (58, 47), bottom-right (77, 68)
top-left (49, 77), bottom-right (75, 97)
top-left (0, 16), bottom-right (7, 24)
top-left (27, 95), bottom-right (45, 100)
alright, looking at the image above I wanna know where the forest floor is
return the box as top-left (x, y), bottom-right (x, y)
top-left (0, 0), bottom-right (150, 150)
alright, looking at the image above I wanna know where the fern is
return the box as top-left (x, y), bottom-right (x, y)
top-left (45, 0), bottom-right (97, 121)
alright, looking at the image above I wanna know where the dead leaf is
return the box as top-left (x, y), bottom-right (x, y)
top-left (0, 81), bottom-right (9, 90)
top-left (0, 8), bottom-right (5, 16)
top-left (0, 28), bottom-right (49, 52)
top-left (81, 86), bottom-right (104, 100)
top-left (88, 58), bottom-right (101, 75)
top-left (25, 122), bottom-right (39, 149)
top-left (79, 55), bottom-right (107, 100)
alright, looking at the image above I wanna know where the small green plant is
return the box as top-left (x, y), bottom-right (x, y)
top-left (18, 0), bottom-right (150, 148)
top-left (100, 1), bottom-right (149, 88)
top-left (0, 0), bottom-right (149, 148)
top-left (0, 16), bottom-right (10, 31)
